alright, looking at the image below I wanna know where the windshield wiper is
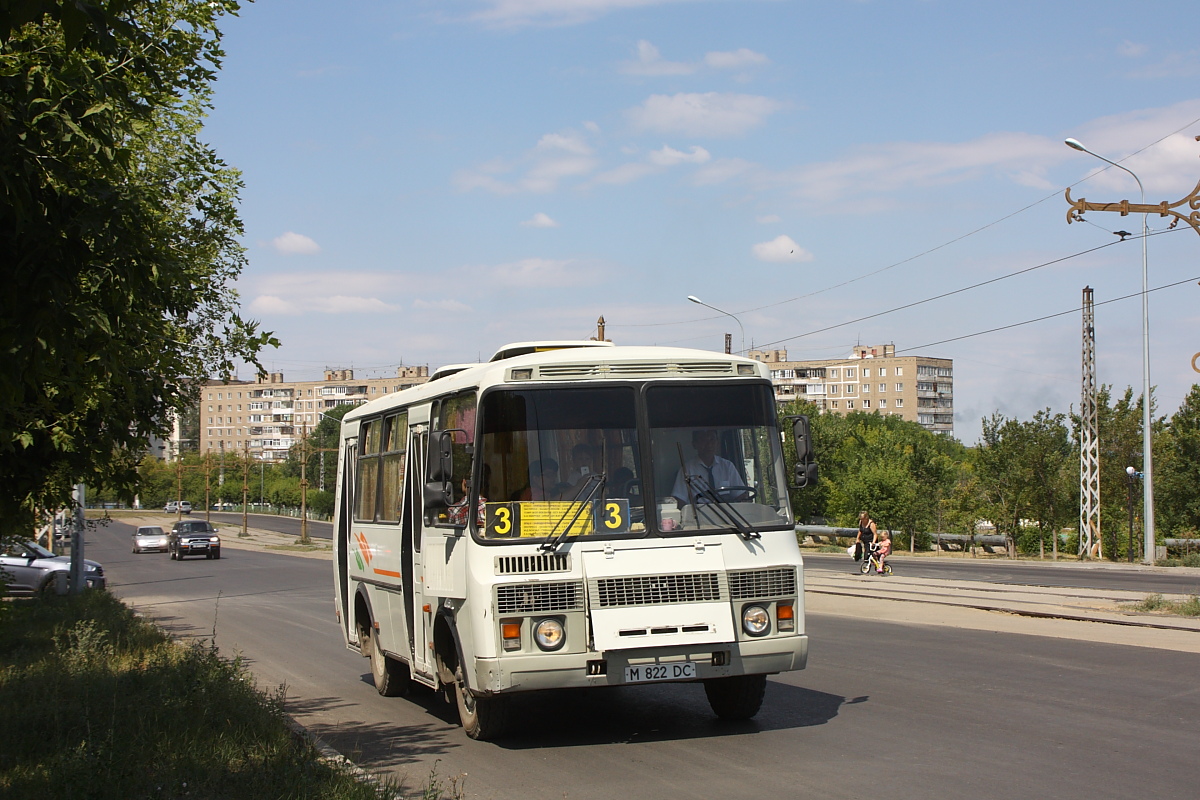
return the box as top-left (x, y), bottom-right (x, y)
top-left (682, 474), bottom-right (760, 540)
top-left (539, 472), bottom-right (607, 553)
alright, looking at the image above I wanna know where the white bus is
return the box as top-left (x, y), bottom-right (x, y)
top-left (331, 341), bottom-right (816, 739)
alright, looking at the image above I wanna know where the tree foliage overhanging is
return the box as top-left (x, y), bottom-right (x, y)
top-left (0, 0), bottom-right (276, 536)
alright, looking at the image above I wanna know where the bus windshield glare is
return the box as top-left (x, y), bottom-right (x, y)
top-left (475, 382), bottom-right (791, 540)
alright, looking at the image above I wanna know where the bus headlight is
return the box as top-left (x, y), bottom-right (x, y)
top-left (742, 605), bottom-right (770, 637)
top-left (533, 618), bottom-right (565, 651)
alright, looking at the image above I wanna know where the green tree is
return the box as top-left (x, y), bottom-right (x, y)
top-left (0, 1), bottom-right (275, 536)
top-left (1153, 385), bottom-right (1200, 538)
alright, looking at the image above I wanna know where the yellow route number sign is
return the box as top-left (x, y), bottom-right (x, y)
top-left (484, 499), bottom-right (631, 538)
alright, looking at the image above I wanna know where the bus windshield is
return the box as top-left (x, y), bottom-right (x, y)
top-left (646, 383), bottom-right (792, 534)
top-left (477, 386), bottom-right (645, 540)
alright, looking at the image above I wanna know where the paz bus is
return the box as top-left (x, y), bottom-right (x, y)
top-left (331, 340), bottom-right (816, 739)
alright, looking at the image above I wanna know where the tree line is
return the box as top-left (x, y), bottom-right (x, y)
top-left (782, 383), bottom-right (1200, 559)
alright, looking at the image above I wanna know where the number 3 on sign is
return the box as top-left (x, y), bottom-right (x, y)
top-left (595, 499), bottom-right (630, 533)
top-left (487, 503), bottom-right (515, 536)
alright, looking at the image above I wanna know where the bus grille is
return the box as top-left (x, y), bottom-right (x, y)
top-left (728, 567), bottom-right (797, 599)
top-left (534, 361), bottom-right (736, 379)
top-left (591, 572), bottom-right (724, 608)
top-left (495, 554), bottom-right (570, 575)
top-left (496, 581), bottom-right (583, 614)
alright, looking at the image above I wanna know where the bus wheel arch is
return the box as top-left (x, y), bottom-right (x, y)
top-left (433, 610), bottom-right (509, 740)
top-left (353, 586), bottom-right (374, 657)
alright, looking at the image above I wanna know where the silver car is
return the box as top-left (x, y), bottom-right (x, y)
top-left (0, 540), bottom-right (106, 595)
top-left (132, 525), bottom-right (169, 554)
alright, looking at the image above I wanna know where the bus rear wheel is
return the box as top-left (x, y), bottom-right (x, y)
top-left (370, 627), bottom-right (411, 697)
top-left (454, 667), bottom-right (508, 740)
top-left (704, 674), bottom-right (767, 720)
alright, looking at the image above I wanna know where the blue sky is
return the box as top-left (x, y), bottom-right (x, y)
top-left (205, 0), bottom-right (1200, 441)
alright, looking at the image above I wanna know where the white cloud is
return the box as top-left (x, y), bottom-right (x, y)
top-left (248, 295), bottom-right (300, 315)
top-left (456, 129), bottom-right (599, 194)
top-left (271, 231), bottom-right (321, 255)
top-left (478, 258), bottom-right (598, 288)
top-left (692, 157), bottom-right (756, 185)
top-left (622, 40), bottom-right (696, 76)
top-left (752, 235), bottom-right (813, 263)
top-left (704, 48), bottom-right (768, 69)
top-left (521, 212), bottom-right (560, 227)
top-left (648, 144), bottom-right (711, 166)
top-left (466, 0), bottom-right (697, 28)
top-left (756, 214), bottom-right (781, 224)
top-left (247, 271), bottom-right (409, 315)
top-left (593, 161), bottom-right (661, 185)
top-left (627, 92), bottom-right (783, 137)
top-left (413, 298), bottom-right (473, 312)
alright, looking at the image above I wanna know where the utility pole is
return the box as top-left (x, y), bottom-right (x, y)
top-left (1080, 287), bottom-right (1101, 560)
top-left (299, 423), bottom-right (310, 545)
top-left (1066, 138), bottom-right (1200, 563)
top-left (70, 483), bottom-right (85, 594)
top-left (241, 441), bottom-right (250, 538)
top-left (204, 451), bottom-right (212, 522)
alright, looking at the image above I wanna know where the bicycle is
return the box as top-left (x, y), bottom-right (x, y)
top-left (859, 544), bottom-right (892, 576)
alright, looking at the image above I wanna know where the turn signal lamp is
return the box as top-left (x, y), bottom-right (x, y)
top-left (501, 620), bottom-right (522, 651)
top-left (777, 601), bottom-right (795, 632)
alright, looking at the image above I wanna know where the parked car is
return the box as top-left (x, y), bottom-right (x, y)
top-left (168, 520), bottom-right (221, 560)
top-left (210, 502), bottom-right (237, 510)
top-left (0, 540), bottom-right (106, 595)
top-left (164, 500), bottom-right (178, 513)
top-left (132, 526), bottom-right (169, 554)
top-left (179, 501), bottom-right (193, 514)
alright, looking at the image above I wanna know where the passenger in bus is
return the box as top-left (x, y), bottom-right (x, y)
top-left (448, 466), bottom-right (489, 527)
top-left (520, 459), bottom-right (567, 501)
top-left (671, 429), bottom-right (745, 507)
top-left (566, 443), bottom-right (595, 484)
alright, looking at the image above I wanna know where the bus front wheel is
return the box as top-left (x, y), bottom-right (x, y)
top-left (454, 666), bottom-right (508, 740)
top-left (704, 674), bottom-right (767, 720)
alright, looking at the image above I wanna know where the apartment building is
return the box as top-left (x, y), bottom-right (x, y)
top-left (749, 344), bottom-right (954, 436)
top-left (198, 366), bottom-right (430, 460)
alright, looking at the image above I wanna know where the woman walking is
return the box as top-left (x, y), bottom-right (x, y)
top-left (854, 510), bottom-right (877, 562)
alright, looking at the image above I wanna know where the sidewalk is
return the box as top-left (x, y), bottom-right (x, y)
top-left (805, 568), bottom-right (1200, 654)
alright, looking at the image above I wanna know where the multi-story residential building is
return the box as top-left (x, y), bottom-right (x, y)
top-left (198, 366), bottom-right (430, 460)
top-left (749, 344), bottom-right (954, 436)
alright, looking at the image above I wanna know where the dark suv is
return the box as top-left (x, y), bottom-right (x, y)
top-left (168, 520), bottom-right (221, 560)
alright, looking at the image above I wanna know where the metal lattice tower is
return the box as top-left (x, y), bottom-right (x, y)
top-left (1080, 286), bottom-right (1101, 559)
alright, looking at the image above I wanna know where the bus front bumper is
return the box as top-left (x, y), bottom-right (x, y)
top-left (474, 634), bottom-right (808, 694)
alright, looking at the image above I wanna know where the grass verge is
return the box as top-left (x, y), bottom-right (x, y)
top-left (1132, 593), bottom-right (1200, 616)
top-left (0, 591), bottom-right (457, 799)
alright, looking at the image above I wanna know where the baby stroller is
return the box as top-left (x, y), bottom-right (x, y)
top-left (859, 541), bottom-right (892, 576)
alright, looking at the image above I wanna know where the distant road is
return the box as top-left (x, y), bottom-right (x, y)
top-left (147, 510), bottom-right (332, 540)
top-left (802, 552), bottom-right (1200, 595)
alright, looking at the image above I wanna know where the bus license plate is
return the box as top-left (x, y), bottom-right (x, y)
top-left (623, 662), bottom-right (697, 683)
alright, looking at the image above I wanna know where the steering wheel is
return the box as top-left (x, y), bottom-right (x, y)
top-left (714, 486), bottom-right (756, 501)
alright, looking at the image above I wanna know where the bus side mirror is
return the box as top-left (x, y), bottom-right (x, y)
top-left (427, 431), bottom-right (453, 482)
top-left (424, 431), bottom-right (454, 512)
top-left (785, 414), bottom-right (817, 489)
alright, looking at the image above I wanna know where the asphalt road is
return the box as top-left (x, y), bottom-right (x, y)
top-left (86, 521), bottom-right (1198, 800)
top-left (148, 510), bottom-right (332, 540)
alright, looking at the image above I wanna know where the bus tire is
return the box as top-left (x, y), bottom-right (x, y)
top-left (704, 674), bottom-right (767, 720)
top-left (454, 666), bottom-right (508, 740)
top-left (370, 627), bottom-right (411, 697)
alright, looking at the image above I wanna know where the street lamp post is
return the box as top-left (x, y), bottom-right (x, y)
top-left (687, 295), bottom-right (745, 355)
top-left (1125, 466), bottom-right (1141, 564)
top-left (1065, 138), bottom-right (1155, 564)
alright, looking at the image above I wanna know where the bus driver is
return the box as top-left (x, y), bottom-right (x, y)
top-left (672, 428), bottom-right (746, 507)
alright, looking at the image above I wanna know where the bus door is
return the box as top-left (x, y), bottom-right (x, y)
top-left (404, 425), bottom-right (436, 683)
top-left (335, 442), bottom-right (355, 639)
